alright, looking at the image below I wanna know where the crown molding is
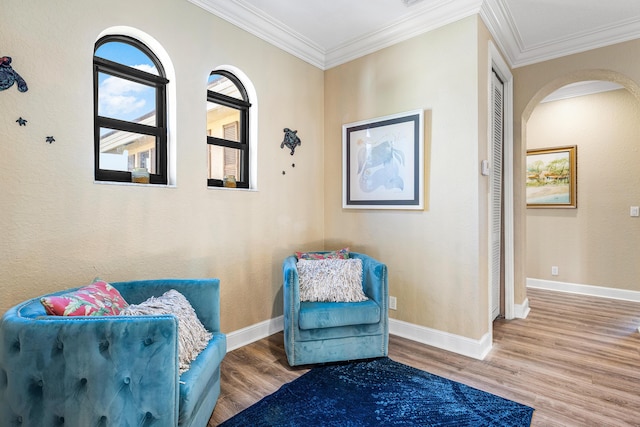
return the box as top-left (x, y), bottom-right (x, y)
top-left (512, 16), bottom-right (640, 68)
top-left (188, 0), bottom-right (483, 70)
top-left (479, 0), bottom-right (521, 67)
top-left (324, 0), bottom-right (484, 69)
top-left (481, 0), bottom-right (640, 68)
top-left (187, 0), bottom-right (326, 69)
top-left (190, 0), bottom-right (640, 70)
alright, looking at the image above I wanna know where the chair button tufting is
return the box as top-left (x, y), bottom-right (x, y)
top-left (80, 378), bottom-right (87, 386)
top-left (17, 416), bottom-right (22, 424)
top-left (123, 377), bottom-right (130, 385)
top-left (144, 337), bottom-right (153, 346)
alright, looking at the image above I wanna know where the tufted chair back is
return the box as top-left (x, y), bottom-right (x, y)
top-left (0, 278), bottom-right (226, 427)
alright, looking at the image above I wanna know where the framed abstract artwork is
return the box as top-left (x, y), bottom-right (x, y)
top-left (526, 145), bottom-right (577, 208)
top-left (342, 110), bottom-right (424, 210)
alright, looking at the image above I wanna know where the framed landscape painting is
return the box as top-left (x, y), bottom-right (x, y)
top-left (526, 145), bottom-right (577, 208)
top-left (342, 110), bottom-right (424, 210)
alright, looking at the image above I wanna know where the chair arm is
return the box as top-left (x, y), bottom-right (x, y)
top-left (350, 253), bottom-right (388, 310)
top-left (0, 311), bottom-right (180, 426)
top-left (282, 256), bottom-right (301, 329)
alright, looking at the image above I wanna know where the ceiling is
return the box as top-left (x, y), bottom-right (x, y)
top-left (188, 0), bottom-right (640, 70)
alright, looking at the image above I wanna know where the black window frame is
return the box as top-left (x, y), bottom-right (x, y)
top-left (93, 35), bottom-right (169, 185)
top-left (207, 70), bottom-right (251, 189)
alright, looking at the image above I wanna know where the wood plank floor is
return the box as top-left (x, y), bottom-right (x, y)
top-left (208, 288), bottom-right (640, 426)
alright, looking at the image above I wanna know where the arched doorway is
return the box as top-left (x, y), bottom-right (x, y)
top-left (521, 70), bottom-right (640, 301)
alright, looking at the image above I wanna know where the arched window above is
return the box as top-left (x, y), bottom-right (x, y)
top-left (94, 35), bottom-right (169, 184)
top-left (207, 70), bottom-right (251, 188)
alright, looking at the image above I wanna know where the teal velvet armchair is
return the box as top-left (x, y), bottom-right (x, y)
top-left (0, 278), bottom-right (226, 427)
top-left (283, 252), bottom-right (389, 366)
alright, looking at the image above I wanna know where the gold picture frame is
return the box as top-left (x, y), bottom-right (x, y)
top-left (526, 145), bottom-right (577, 208)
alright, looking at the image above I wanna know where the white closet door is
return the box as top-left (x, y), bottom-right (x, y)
top-left (491, 71), bottom-right (504, 320)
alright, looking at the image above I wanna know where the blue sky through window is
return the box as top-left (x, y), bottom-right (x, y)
top-left (96, 41), bottom-right (158, 123)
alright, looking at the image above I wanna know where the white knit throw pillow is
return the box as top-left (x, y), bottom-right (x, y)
top-left (297, 258), bottom-right (368, 302)
top-left (122, 290), bottom-right (212, 374)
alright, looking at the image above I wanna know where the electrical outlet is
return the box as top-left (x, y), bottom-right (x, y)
top-left (630, 206), bottom-right (639, 217)
top-left (551, 266), bottom-right (559, 276)
top-left (389, 296), bottom-right (397, 310)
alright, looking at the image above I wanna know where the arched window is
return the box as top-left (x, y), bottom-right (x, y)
top-left (207, 71), bottom-right (251, 188)
top-left (94, 35), bottom-right (169, 184)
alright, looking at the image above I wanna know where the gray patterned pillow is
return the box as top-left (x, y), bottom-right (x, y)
top-left (297, 258), bottom-right (368, 302)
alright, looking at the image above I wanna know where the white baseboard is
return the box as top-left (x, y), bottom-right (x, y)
top-left (227, 282), bottom-right (638, 352)
top-left (514, 297), bottom-right (530, 319)
top-left (389, 318), bottom-right (492, 360)
top-left (226, 315), bottom-right (284, 351)
top-left (225, 315), bottom-right (492, 360)
top-left (527, 278), bottom-right (640, 302)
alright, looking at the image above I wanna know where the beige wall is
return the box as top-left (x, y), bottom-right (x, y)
top-left (324, 16), bottom-right (493, 340)
top-left (513, 39), bottom-right (640, 297)
top-left (0, 0), bottom-right (325, 331)
top-left (2, 3), bottom-right (522, 345)
top-left (526, 89), bottom-right (640, 290)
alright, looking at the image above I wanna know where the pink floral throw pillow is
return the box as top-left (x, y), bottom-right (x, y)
top-left (40, 280), bottom-right (129, 316)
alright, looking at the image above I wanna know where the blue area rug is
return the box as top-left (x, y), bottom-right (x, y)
top-left (219, 357), bottom-right (534, 426)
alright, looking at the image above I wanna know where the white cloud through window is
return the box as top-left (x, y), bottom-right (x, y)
top-left (99, 64), bottom-right (157, 121)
